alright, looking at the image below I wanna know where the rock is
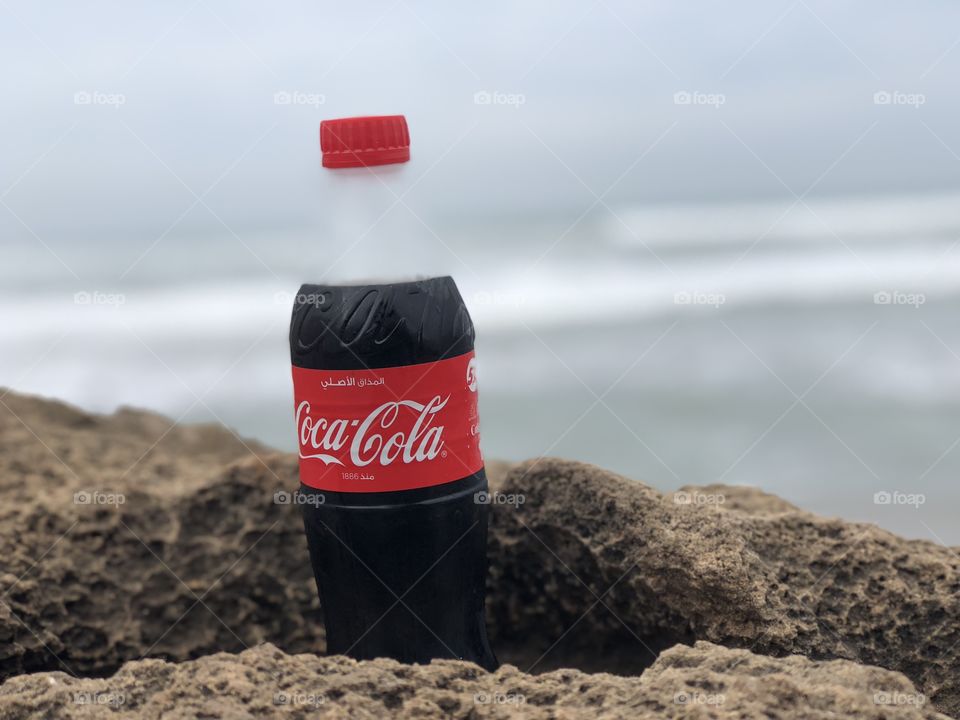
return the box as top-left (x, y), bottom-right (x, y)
top-left (0, 391), bottom-right (957, 716)
top-left (675, 481), bottom-right (801, 514)
top-left (489, 458), bottom-right (960, 715)
top-left (0, 641), bottom-right (946, 719)
top-left (0, 390), bottom-right (322, 678)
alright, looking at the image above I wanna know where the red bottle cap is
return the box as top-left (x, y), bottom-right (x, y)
top-left (320, 115), bottom-right (410, 168)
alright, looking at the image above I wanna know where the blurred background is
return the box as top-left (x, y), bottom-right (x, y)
top-left (2, 1), bottom-right (959, 541)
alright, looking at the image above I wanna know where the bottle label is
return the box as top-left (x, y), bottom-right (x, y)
top-left (292, 351), bottom-right (483, 492)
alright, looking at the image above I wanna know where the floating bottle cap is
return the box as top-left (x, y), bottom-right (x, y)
top-left (319, 115), bottom-right (410, 168)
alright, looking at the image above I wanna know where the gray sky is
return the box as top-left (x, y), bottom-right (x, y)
top-left (1, 0), bottom-right (959, 261)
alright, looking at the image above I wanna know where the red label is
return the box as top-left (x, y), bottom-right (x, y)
top-left (292, 351), bottom-right (483, 492)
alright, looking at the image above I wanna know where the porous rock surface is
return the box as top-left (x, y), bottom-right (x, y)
top-left (0, 390), bottom-right (322, 678)
top-left (489, 459), bottom-right (960, 714)
top-left (0, 641), bottom-right (946, 719)
top-left (0, 390), bottom-right (957, 716)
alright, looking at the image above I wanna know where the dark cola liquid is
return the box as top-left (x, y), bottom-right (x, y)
top-left (289, 276), bottom-right (497, 670)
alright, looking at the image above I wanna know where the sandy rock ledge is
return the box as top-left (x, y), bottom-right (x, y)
top-left (0, 640), bottom-right (947, 719)
top-left (0, 391), bottom-right (957, 717)
top-left (488, 458), bottom-right (960, 714)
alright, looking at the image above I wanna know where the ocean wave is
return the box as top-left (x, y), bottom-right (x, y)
top-left (460, 243), bottom-right (960, 331)
top-left (605, 191), bottom-right (960, 250)
top-left (1, 239), bottom-right (959, 344)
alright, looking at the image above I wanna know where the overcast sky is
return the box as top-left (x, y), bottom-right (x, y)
top-left (1, 0), bottom-right (959, 250)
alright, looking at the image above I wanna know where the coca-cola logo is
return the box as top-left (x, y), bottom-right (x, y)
top-left (291, 352), bottom-right (483, 492)
top-left (296, 396), bottom-right (447, 468)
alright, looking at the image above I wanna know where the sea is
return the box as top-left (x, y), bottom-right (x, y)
top-left (3, 188), bottom-right (959, 543)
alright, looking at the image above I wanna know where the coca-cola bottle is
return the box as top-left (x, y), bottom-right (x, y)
top-left (288, 117), bottom-right (496, 670)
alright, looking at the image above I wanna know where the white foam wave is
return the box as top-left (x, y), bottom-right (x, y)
top-left (606, 191), bottom-right (960, 249)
